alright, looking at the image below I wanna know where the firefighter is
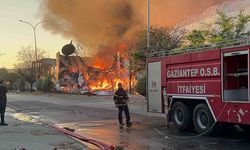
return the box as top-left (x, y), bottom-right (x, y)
top-left (0, 80), bottom-right (8, 126)
top-left (113, 82), bottom-right (132, 128)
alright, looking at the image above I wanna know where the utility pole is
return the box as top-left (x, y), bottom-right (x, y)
top-left (19, 20), bottom-right (46, 84)
top-left (147, 0), bottom-right (150, 50)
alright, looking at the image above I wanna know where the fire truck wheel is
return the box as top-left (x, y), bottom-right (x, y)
top-left (193, 104), bottom-right (215, 134)
top-left (171, 102), bottom-right (192, 131)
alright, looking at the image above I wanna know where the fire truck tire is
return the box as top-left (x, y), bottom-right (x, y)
top-left (193, 104), bottom-right (215, 134)
top-left (171, 102), bottom-right (192, 131)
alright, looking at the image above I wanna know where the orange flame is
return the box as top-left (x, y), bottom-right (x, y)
top-left (93, 58), bottom-right (105, 68)
top-left (89, 78), bottom-right (127, 91)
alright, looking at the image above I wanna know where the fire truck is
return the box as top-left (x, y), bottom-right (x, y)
top-left (147, 38), bottom-right (250, 134)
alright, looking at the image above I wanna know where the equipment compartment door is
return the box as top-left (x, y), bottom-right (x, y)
top-left (223, 50), bottom-right (249, 102)
top-left (147, 61), bottom-right (162, 112)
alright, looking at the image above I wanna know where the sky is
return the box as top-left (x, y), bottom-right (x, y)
top-left (0, 0), bottom-right (227, 69)
top-left (0, 0), bottom-right (69, 68)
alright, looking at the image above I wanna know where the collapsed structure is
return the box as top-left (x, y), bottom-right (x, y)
top-left (55, 42), bottom-right (130, 94)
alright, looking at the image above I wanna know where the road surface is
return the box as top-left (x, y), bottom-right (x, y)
top-left (7, 93), bottom-right (250, 150)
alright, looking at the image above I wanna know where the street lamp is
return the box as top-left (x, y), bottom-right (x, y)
top-left (146, 0), bottom-right (150, 107)
top-left (147, 0), bottom-right (150, 50)
top-left (19, 20), bottom-right (46, 84)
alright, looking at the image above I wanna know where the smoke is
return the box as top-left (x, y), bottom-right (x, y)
top-left (40, 0), bottom-right (229, 66)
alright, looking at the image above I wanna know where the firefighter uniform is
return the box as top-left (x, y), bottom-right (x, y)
top-left (0, 81), bottom-right (8, 126)
top-left (113, 83), bottom-right (132, 127)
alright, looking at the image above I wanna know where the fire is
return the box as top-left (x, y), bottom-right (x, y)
top-left (113, 78), bottom-right (128, 89)
top-left (93, 58), bottom-right (105, 68)
top-left (56, 42), bottom-right (137, 94)
top-left (87, 46), bottom-right (133, 92)
top-left (89, 77), bottom-right (129, 91)
top-left (89, 79), bottom-right (112, 91)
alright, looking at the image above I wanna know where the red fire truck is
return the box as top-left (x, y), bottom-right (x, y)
top-left (147, 39), bottom-right (250, 134)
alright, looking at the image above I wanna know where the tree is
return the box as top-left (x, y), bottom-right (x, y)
top-left (14, 45), bottom-right (45, 92)
top-left (132, 25), bottom-right (184, 71)
top-left (235, 11), bottom-right (250, 37)
top-left (4, 72), bottom-right (21, 90)
top-left (0, 68), bottom-right (22, 90)
top-left (186, 11), bottom-right (250, 45)
top-left (130, 25), bottom-right (184, 96)
top-left (13, 78), bottom-right (25, 91)
top-left (36, 79), bottom-right (43, 91)
top-left (135, 75), bottom-right (146, 97)
top-left (0, 68), bottom-right (8, 81)
top-left (214, 11), bottom-right (235, 40)
top-left (17, 68), bottom-right (35, 92)
top-left (136, 25), bottom-right (184, 53)
top-left (41, 75), bottom-right (53, 92)
top-left (186, 30), bottom-right (206, 45)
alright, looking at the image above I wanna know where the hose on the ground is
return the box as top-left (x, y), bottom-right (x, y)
top-left (154, 101), bottom-right (229, 139)
top-left (7, 104), bottom-right (115, 150)
top-left (46, 123), bottom-right (115, 150)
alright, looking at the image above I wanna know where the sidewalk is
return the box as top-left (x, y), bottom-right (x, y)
top-left (0, 107), bottom-right (88, 150)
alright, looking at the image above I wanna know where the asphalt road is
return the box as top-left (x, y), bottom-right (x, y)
top-left (7, 93), bottom-right (250, 150)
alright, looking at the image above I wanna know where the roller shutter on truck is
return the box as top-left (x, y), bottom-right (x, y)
top-left (147, 61), bottom-right (162, 112)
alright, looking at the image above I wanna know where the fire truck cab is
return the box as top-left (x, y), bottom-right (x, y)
top-left (147, 39), bottom-right (250, 134)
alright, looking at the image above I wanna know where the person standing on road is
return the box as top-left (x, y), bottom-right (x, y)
top-left (0, 80), bottom-right (8, 126)
top-left (113, 83), bottom-right (132, 128)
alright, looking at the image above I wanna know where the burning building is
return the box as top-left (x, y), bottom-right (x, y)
top-left (55, 42), bottom-right (132, 94)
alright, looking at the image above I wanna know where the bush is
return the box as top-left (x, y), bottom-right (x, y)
top-left (135, 75), bottom-right (146, 96)
top-left (41, 75), bottom-right (53, 92)
top-left (13, 78), bottom-right (26, 91)
top-left (36, 75), bottom-right (54, 92)
top-left (36, 79), bottom-right (43, 91)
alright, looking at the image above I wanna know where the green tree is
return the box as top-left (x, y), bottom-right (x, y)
top-left (4, 72), bottom-right (21, 90)
top-left (136, 25), bottom-right (184, 53)
top-left (13, 78), bottom-right (25, 91)
top-left (36, 79), bottom-right (43, 91)
top-left (215, 11), bottom-right (235, 40)
top-left (0, 68), bottom-right (22, 90)
top-left (17, 68), bottom-right (36, 92)
top-left (186, 30), bottom-right (206, 45)
top-left (41, 75), bottom-right (53, 92)
top-left (135, 75), bottom-right (146, 97)
top-left (133, 25), bottom-right (184, 71)
top-left (130, 26), bottom-right (184, 96)
top-left (0, 68), bottom-right (8, 81)
top-left (186, 11), bottom-right (250, 44)
top-left (235, 11), bottom-right (250, 37)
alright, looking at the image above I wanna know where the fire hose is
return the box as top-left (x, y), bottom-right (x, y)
top-left (7, 104), bottom-right (115, 150)
top-left (46, 123), bottom-right (115, 150)
top-left (153, 98), bottom-right (230, 139)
